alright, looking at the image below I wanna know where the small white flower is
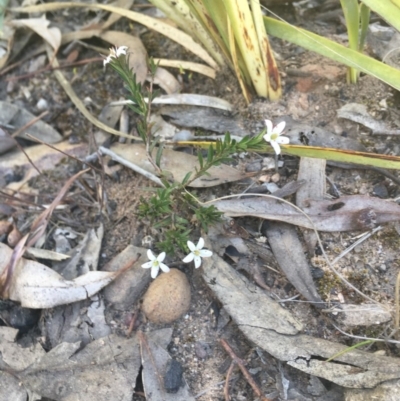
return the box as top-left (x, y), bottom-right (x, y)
top-left (141, 249), bottom-right (170, 279)
top-left (182, 238), bottom-right (213, 268)
top-left (103, 46), bottom-right (128, 66)
top-left (263, 120), bottom-right (289, 155)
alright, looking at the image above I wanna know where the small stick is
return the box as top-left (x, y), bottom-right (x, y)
top-left (224, 361), bottom-right (235, 401)
top-left (99, 146), bottom-right (165, 187)
top-left (219, 339), bottom-right (272, 401)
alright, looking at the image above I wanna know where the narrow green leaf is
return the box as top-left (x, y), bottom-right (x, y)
top-left (282, 145), bottom-right (400, 170)
top-left (264, 16), bottom-right (400, 91)
top-left (181, 171), bottom-right (192, 185)
top-left (155, 143), bottom-right (164, 168)
top-left (361, 0), bottom-right (400, 32)
top-left (359, 3), bottom-right (371, 51)
top-left (198, 151), bottom-right (204, 169)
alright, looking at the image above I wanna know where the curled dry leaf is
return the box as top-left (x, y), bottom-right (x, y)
top-left (9, 16), bottom-right (61, 53)
top-left (212, 195), bottom-right (400, 232)
top-left (110, 142), bottom-right (248, 188)
top-left (0, 242), bottom-right (136, 309)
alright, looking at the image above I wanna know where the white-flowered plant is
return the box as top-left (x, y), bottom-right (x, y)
top-left (182, 238), bottom-right (213, 268)
top-left (141, 249), bottom-right (170, 279)
top-left (263, 120), bottom-right (289, 155)
top-left (103, 46), bottom-right (128, 67)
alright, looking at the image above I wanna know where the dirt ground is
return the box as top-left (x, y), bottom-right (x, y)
top-left (1, 1), bottom-right (400, 401)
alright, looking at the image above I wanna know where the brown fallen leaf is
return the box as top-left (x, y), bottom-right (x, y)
top-left (212, 195), bottom-right (400, 232)
top-left (0, 141), bottom-right (88, 191)
top-left (110, 142), bottom-right (249, 187)
top-left (200, 239), bottom-right (400, 389)
top-left (0, 101), bottom-right (63, 144)
top-left (0, 242), bottom-right (137, 309)
top-left (9, 16), bottom-right (61, 53)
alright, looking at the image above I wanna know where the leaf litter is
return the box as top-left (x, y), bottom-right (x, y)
top-left (2, 1), bottom-right (400, 400)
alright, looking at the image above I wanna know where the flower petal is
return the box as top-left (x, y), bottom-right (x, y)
top-left (274, 121), bottom-right (286, 135)
top-left (194, 255), bottom-right (202, 268)
top-left (151, 264), bottom-right (159, 279)
top-left (263, 133), bottom-right (272, 143)
top-left (141, 261), bottom-right (153, 269)
top-left (187, 241), bottom-right (196, 252)
top-left (197, 237), bottom-right (204, 249)
top-left (116, 46), bottom-right (128, 56)
top-left (271, 141), bottom-right (281, 155)
top-left (159, 263), bottom-right (170, 273)
top-left (199, 249), bottom-right (212, 258)
top-left (264, 119), bottom-right (273, 134)
top-left (276, 136), bottom-right (290, 145)
top-left (157, 252), bottom-right (166, 262)
top-left (183, 253), bottom-right (194, 263)
top-left (147, 249), bottom-right (155, 261)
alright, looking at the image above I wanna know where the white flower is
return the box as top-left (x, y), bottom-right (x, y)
top-left (182, 238), bottom-right (213, 268)
top-left (141, 249), bottom-right (170, 279)
top-left (103, 46), bottom-right (128, 66)
top-left (263, 120), bottom-right (289, 155)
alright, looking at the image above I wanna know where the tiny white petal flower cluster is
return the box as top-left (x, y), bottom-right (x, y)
top-left (141, 237), bottom-right (213, 278)
top-left (103, 46), bottom-right (128, 67)
top-left (141, 249), bottom-right (170, 279)
top-left (263, 119), bottom-right (289, 155)
top-left (182, 237), bottom-right (213, 268)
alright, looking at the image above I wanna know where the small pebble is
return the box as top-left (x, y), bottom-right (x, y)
top-left (36, 98), bottom-right (48, 110)
top-left (142, 269), bottom-right (191, 324)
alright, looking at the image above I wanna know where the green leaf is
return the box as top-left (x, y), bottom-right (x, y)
top-left (282, 144), bottom-right (400, 170)
top-left (181, 171), bottom-right (192, 185)
top-left (361, 0), bottom-right (400, 32)
top-left (264, 16), bottom-right (400, 91)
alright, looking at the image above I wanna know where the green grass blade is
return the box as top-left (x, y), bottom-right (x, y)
top-left (325, 340), bottom-right (374, 363)
top-left (264, 16), bottom-right (400, 91)
top-left (340, 0), bottom-right (359, 83)
top-left (359, 3), bottom-right (371, 51)
top-left (361, 0), bottom-right (400, 32)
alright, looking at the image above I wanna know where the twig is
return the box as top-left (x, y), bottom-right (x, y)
top-left (99, 146), bottom-right (164, 187)
top-left (219, 339), bottom-right (272, 401)
top-left (224, 361), bottom-right (235, 401)
top-left (330, 321), bottom-right (400, 344)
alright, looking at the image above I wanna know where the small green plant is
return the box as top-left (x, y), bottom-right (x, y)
top-left (103, 47), bottom-right (266, 261)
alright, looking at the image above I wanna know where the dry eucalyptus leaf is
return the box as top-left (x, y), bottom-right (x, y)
top-left (152, 66), bottom-right (182, 94)
top-left (9, 16), bottom-right (61, 53)
top-left (338, 103), bottom-right (400, 135)
top-left (0, 242), bottom-right (132, 309)
top-left (111, 142), bottom-right (248, 187)
top-left (0, 141), bottom-right (88, 191)
top-left (200, 239), bottom-right (400, 389)
top-left (0, 101), bottom-right (63, 144)
top-left (264, 221), bottom-right (323, 304)
top-left (0, 127), bottom-right (16, 155)
top-left (212, 195), bottom-right (400, 232)
top-left (43, 225), bottom-right (111, 348)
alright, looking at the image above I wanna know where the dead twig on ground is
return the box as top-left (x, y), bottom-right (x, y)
top-left (219, 338), bottom-right (272, 401)
top-left (224, 361), bottom-right (235, 401)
